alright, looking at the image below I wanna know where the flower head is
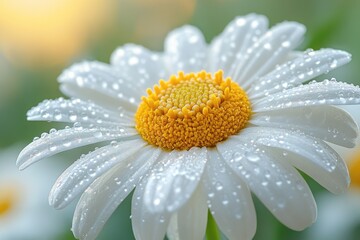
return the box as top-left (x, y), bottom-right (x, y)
top-left (18, 13), bottom-right (360, 240)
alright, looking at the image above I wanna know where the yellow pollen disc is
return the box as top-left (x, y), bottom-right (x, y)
top-left (135, 70), bottom-right (252, 150)
top-left (348, 149), bottom-right (360, 189)
top-left (0, 185), bottom-right (18, 216)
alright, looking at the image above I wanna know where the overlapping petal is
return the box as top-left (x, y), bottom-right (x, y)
top-left (141, 147), bottom-right (207, 213)
top-left (208, 14), bottom-right (268, 75)
top-left (111, 44), bottom-right (168, 89)
top-left (27, 98), bottom-right (134, 127)
top-left (72, 146), bottom-right (160, 240)
top-left (164, 26), bottom-right (207, 73)
top-left (166, 186), bottom-right (208, 240)
top-left (17, 125), bottom-right (137, 170)
top-left (236, 127), bottom-right (350, 194)
top-left (251, 105), bottom-right (358, 147)
top-left (253, 80), bottom-right (360, 112)
top-left (59, 61), bottom-right (140, 111)
top-left (132, 173), bottom-right (172, 240)
top-left (248, 49), bottom-right (352, 99)
top-left (203, 149), bottom-right (256, 240)
top-left (49, 139), bottom-right (146, 209)
top-left (231, 21), bottom-right (306, 88)
top-left (218, 138), bottom-right (317, 230)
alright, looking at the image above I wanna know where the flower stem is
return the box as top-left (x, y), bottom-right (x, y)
top-left (206, 211), bottom-right (221, 240)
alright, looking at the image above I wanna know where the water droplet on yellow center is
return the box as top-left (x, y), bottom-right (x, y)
top-left (135, 70), bottom-right (251, 150)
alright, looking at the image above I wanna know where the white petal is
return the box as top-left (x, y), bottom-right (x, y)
top-left (49, 139), bottom-right (146, 209)
top-left (249, 49), bottom-right (352, 99)
top-left (217, 138), bottom-right (317, 230)
top-left (208, 14), bottom-right (268, 75)
top-left (143, 147), bottom-right (207, 213)
top-left (236, 127), bottom-right (350, 194)
top-left (167, 185), bottom-right (208, 240)
top-left (59, 61), bottom-right (140, 111)
top-left (203, 149), bottom-right (256, 240)
top-left (251, 105), bottom-right (358, 147)
top-left (167, 216), bottom-right (179, 240)
top-left (231, 21), bottom-right (306, 88)
top-left (254, 80), bottom-right (360, 112)
top-left (131, 171), bottom-right (172, 240)
top-left (164, 26), bottom-right (207, 73)
top-left (72, 146), bottom-right (160, 240)
top-left (27, 98), bottom-right (134, 127)
top-left (111, 44), bottom-right (168, 90)
top-left (16, 124), bottom-right (137, 170)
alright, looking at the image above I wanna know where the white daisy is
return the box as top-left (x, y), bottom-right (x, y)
top-left (0, 146), bottom-right (68, 240)
top-left (17, 13), bottom-right (360, 240)
top-left (306, 146), bottom-right (360, 240)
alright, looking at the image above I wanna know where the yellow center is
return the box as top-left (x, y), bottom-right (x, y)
top-left (135, 70), bottom-right (251, 150)
top-left (349, 149), bottom-right (360, 189)
top-left (0, 185), bottom-right (18, 217)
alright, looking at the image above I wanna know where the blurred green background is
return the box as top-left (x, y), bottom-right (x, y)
top-left (1, 0), bottom-right (360, 239)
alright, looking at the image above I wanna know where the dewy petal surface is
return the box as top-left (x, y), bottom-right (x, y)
top-left (251, 105), bottom-right (358, 147)
top-left (248, 49), bottom-right (352, 99)
top-left (217, 138), bottom-right (317, 230)
top-left (72, 146), bottom-right (160, 240)
top-left (167, 186), bottom-right (208, 240)
top-left (17, 125), bottom-right (137, 170)
top-left (131, 167), bottom-right (172, 240)
top-left (142, 147), bottom-right (207, 213)
top-left (208, 14), bottom-right (268, 75)
top-left (27, 98), bottom-right (133, 127)
top-left (254, 80), bottom-right (360, 112)
top-left (59, 61), bottom-right (140, 111)
top-left (164, 25), bottom-right (207, 73)
top-left (203, 149), bottom-right (256, 240)
top-left (237, 127), bottom-right (349, 194)
top-left (110, 44), bottom-right (169, 90)
top-left (49, 139), bottom-right (146, 209)
top-left (231, 21), bottom-right (305, 88)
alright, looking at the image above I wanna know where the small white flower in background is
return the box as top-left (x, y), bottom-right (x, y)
top-left (17, 13), bottom-right (360, 240)
top-left (0, 146), bottom-right (69, 240)
top-left (306, 145), bottom-right (360, 240)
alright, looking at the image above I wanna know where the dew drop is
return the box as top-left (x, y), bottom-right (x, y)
top-left (94, 132), bottom-right (103, 138)
top-left (215, 183), bottom-right (223, 191)
top-left (49, 145), bottom-right (57, 151)
top-left (330, 59), bottom-right (338, 68)
top-left (246, 152), bottom-right (260, 162)
top-left (153, 198), bottom-right (161, 206)
top-left (49, 128), bottom-right (57, 134)
top-left (70, 115), bottom-right (78, 121)
top-left (281, 41), bottom-right (290, 48)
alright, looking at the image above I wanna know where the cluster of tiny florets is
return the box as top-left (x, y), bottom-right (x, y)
top-left (135, 70), bottom-right (251, 150)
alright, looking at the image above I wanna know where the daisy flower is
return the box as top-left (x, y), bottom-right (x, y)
top-left (0, 146), bottom-right (69, 240)
top-left (306, 145), bottom-right (360, 240)
top-left (17, 13), bottom-right (360, 240)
